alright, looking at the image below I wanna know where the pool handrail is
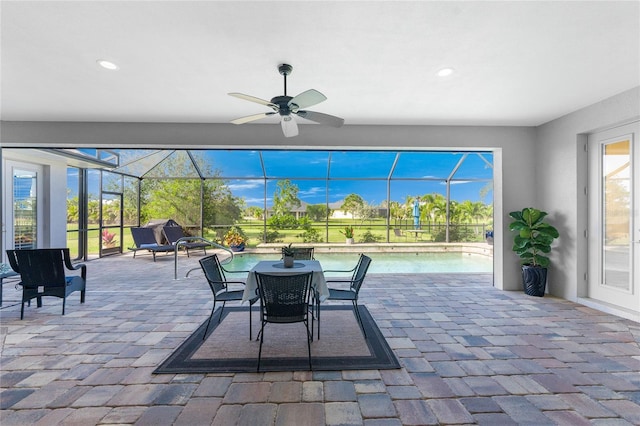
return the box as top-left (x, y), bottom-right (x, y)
top-left (173, 236), bottom-right (234, 280)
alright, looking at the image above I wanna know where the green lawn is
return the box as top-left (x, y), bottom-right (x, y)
top-left (67, 218), bottom-right (486, 258)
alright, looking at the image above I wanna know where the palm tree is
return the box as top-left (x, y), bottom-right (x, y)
top-left (430, 194), bottom-right (448, 225)
top-left (389, 201), bottom-right (405, 224)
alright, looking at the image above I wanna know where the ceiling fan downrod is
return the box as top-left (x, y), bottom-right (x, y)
top-left (278, 63), bottom-right (293, 96)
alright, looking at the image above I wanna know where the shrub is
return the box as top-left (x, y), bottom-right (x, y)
top-left (268, 214), bottom-right (298, 229)
top-left (300, 228), bottom-right (323, 243)
top-left (261, 230), bottom-right (282, 243)
top-left (359, 230), bottom-right (381, 243)
top-left (433, 225), bottom-right (476, 242)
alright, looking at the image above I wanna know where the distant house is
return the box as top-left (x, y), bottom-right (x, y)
top-left (329, 201), bottom-right (352, 219)
top-left (261, 197), bottom-right (391, 220)
top-left (265, 201), bottom-right (310, 220)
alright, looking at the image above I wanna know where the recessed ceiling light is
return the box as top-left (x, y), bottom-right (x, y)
top-left (97, 60), bottom-right (119, 70)
top-left (437, 67), bottom-right (454, 77)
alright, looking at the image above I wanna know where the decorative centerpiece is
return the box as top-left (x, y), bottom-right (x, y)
top-left (282, 243), bottom-right (295, 268)
top-left (340, 226), bottom-right (355, 244)
top-left (224, 226), bottom-right (247, 252)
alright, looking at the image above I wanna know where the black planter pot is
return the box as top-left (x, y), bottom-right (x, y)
top-left (230, 243), bottom-right (245, 252)
top-left (521, 265), bottom-right (547, 297)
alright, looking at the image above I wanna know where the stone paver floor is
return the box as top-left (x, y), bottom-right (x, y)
top-left (1, 252), bottom-right (640, 425)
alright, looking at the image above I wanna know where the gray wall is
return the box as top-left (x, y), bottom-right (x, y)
top-left (2, 86), bottom-right (638, 303)
top-left (536, 86), bottom-right (640, 301)
top-left (1, 121), bottom-right (540, 291)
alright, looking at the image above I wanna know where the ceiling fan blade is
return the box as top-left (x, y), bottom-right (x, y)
top-left (281, 116), bottom-right (299, 137)
top-left (228, 93), bottom-right (278, 110)
top-left (231, 112), bottom-right (275, 125)
top-left (288, 89), bottom-right (327, 110)
top-left (295, 110), bottom-right (344, 127)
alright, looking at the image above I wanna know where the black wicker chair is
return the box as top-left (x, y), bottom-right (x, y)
top-left (280, 246), bottom-right (315, 260)
top-left (255, 271), bottom-right (314, 371)
top-left (199, 254), bottom-right (258, 340)
top-left (324, 254), bottom-right (372, 338)
top-left (129, 227), bottom-right (175, 261)
top-left (6, 248), bottom-right (86, 319)
top-left (163, 226), bottom-right (210, 257)
top-left (279, 246), bottom-right (317, 334)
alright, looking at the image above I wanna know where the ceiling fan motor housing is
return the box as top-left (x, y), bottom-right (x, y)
top-left (270, 95), bottom-right (295, 116)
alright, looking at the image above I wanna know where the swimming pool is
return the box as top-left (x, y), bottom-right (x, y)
top-left (224, 252), bottom-right (492, 274)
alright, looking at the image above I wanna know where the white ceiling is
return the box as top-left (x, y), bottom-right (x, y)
top-left (1, 1), bottom-right (638, 128)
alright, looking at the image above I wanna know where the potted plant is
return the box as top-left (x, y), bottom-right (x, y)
top-left (282, 243), bottom-right (295, 268)
top-left (508, 207), bottom-right (560, 296)
top-left (102, 229), bottom-right (117, 248)
top-left (101, 229), bottom-right (120, 254)
top-left (340, 226), bottom-right (355, 244)
top-left (224, 226), bottom-right (246, 252)
top-left (485, 229), bottom-right (494, 245)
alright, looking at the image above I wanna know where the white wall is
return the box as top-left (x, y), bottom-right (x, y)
top-left (536, 86), bottom-right (640, 301)
top-left (1, 150), bottom-right (69, 261)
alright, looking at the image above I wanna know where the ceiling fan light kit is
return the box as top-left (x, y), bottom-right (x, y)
top-left (229, 63), bottom-right (344, 137)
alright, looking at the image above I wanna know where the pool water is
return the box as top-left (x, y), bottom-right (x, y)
top-left (224, 252), bottom-right (492, 274)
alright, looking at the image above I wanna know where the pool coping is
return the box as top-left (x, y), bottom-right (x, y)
top-left (248, 242), bottom-right (494, 258)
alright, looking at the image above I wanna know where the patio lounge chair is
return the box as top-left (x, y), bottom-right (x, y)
top-left (393, 228), bottom-right (407, 241)
top-left (6, 248), bottom-right (86, 319)
top-left (163, 226), bottom-right (210, 257)
top-left (129, 227), bottom-right (175, 261)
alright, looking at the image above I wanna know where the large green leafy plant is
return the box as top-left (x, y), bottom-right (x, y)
top-left (508, 207), bottom-right (559, 268)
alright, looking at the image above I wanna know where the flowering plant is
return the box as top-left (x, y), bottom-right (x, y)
top-left (102, 229), bottom-right (117, 248)
top-left (224, 226), bottom-right (246, 246)
top-left (339, 226), bottom-right (354, 239)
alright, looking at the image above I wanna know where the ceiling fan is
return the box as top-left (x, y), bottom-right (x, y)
top-left (229, 64), bottom-right (344, 137)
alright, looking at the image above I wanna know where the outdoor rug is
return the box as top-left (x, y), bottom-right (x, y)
top-left (154, 305), bottom-right (400, 373)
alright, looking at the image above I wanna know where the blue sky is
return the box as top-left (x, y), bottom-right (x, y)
top-left (68, 150), bottom-right (494, 206)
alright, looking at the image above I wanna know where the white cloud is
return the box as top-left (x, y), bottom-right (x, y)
top-left (244, 197), bottom-right (269, 204)
top-left (227, 179), bottom-right (263, 191)
top-left (299, 186), bottom-right (325, 197)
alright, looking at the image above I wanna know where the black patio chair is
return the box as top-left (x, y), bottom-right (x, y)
top-left (280, 246), bottom-right (315, 260)
top-left (199, 254), bottom-right (258, 340)
top-left (129, 227), bottom-right (175, 261)
top-left (163, 226), bottom-right (210, 257)
top-left (279, 246), bottom-right (317, 334)
top-left (6, 248), bottom-right (86, 319)
top-left (255, 271), bottom-right (314, 371)
top-left (324, 254), bottom-right (372, 338)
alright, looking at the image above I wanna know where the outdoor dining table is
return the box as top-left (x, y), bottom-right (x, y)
top-left (405, 229), bottom-right (429, 241)
top-left (242, 260), bottom-right (329, 304)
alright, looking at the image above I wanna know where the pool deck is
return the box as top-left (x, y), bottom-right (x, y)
top-left (1, 252), bottom-right (639, 425)
top-left (253, 242), bottom-right (494, 257)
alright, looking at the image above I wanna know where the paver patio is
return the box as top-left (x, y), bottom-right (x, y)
top-left (1, 252), bottom-right (639, 425)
